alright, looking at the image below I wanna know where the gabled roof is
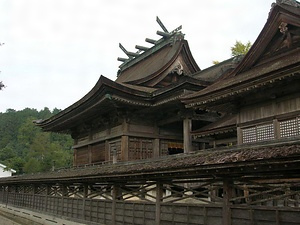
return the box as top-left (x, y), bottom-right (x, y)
top-left (228, 2), bottom-right (300, 76)
top-left (116, 33), bottom-right (200, 87)
top-left (36, 20), bottom-right (208, 133)
top-left (182, 2), bottom-right (300, 108)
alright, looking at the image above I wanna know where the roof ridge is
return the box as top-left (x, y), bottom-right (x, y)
top-left (117, 17), bottom-right (183, 74)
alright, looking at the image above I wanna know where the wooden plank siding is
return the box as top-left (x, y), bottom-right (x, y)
top-left (238, 96), bottom-right (300, 145)
top-left (72, 121), bottom-right (187, 166)
top-left (239, 96), bottom-right (300, 125)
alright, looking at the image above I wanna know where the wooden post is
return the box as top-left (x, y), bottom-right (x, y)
top-left (153, 138), bottom-right (160, 158)
top-left (273, 118), bottom-right (280, 140)
top-left (73, 148), bottom-right (77, 166)
top-left (222, 180), bottom-right (233, 225)
top-left (112, 184), bottom-right (119, 225)
top-left (6, 185), bottom-right (10, 207)
top-left (237, 113), bottom-right (242, 145)
top-left (45, 184), bottom-right (51, 212)
top-left (237, 126), bottom-right (243, 145)
top-left (88, 145), bottom-right (92, 164)
top-left (105, 140), bottom-right (109, 162)
top-left (61, 184), bottom-right (67, 216)
top-left (82, 183), bottom-right (88, 220)
top-left (183, 118), bottom-right (192, 153)
top-left (155, 181), bottom-right (163, 225)
top-left (121, 136), bottom-right (129, 161)
top-left (32, 184), bottom-right (37, 209)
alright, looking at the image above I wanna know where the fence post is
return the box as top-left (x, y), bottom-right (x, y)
top-left (82, 183), bottom-right (88, 220)
top-left (156, 181), bottom-right (163, 225)
top-left (222, 180), bottom-right (233, 225)
top-left (112, 184), bottom-right (119, 225)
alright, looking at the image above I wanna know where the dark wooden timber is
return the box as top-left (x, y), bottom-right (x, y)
top-left (2, 2), bottom-right (300, 224)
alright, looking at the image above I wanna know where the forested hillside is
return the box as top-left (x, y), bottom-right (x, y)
top-left (0, 108), bottom-right (73, 175)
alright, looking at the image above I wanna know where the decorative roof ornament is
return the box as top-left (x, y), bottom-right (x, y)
top-left (117, 17), bottom-right (183, 68)
top-left (279, 22), bottom-right (288, 34)
top-left (171, 63), bottom-right (184, 75)
top-left (276, 0), bottom-right (300, 7)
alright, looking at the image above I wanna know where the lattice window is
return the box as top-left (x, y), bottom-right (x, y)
top-left (279, 117), bottom-right (300, 138)
top-left (242, 127), bottom-right (257, 143)
top-left (257, 124), bottom-right (275, 141)
top-left (242, 123), bottom-right (275, 144)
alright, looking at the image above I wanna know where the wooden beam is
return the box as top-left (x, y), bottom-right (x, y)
top-left (112, 184), bottom-right (118, 225)
top-left (191, 113), bottom-right (220, 122)
top-left (222, 180), bottom-right (233, 225)
top-left (153, 138), bottom-right (160, 158)
top-left (121, 136), bottom-right (129, 161)
top-left (155, 181), bottom-right (163, 225)
top-left (157, 115), bottom-right (181, 126)
top-left (183, 118), bottom-right (192, 153)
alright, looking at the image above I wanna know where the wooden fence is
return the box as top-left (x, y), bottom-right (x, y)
top-left (0, 178), bottom-right (299, 225)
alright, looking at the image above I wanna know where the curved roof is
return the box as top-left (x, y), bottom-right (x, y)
top-left (35, 75), bottom-right (209, 133)
top-left (182, 3), bottom-right (300, 108)
top-left (116, 34), bottom-right (200, 87)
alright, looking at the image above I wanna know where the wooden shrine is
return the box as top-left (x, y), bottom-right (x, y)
top-left (35, 17), bottom-right (215, 166)
top-left (0, 1), bottom-right (300, 225)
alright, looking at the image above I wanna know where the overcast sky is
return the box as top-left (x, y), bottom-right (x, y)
top-left (0, 0), bottom-right (275, 113)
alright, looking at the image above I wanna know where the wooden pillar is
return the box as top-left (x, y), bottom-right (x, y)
top-left (61, 184), bottom-right (68, 216)
top-left (73, 148), bottom-right (77, 166)
top-left (153, 138), bottom-right (160, 158)
top-left (6, 185), bottom-right (10, 207)
top-left (32, 184), bottom-right (37, 209)
top-left (222, 180), bottom-right (233, 225)
top-left (105, 140), bottom-right (109, 162)
top-left (88, 145), bottom-right (92, 164)
top-left (112, 184), bottom-right (119, 225)
top-left (237, 126), bottom-right (243, 145)
top-left (82, 184), bottom-right (88, 220)
top-left (237, 113), bottom-right (242, 145)
top-left (273, 118), bottom-right (280, 140)
top-left (183, 118), bottom-right (192, 153)
top-left (155, 181), bottom-right (163, 225)
top-left (45, 184), bottom-right (51, 211)
top-left (121, 136), bottom-right (129, 161)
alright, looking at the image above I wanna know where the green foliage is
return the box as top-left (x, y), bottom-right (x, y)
top-left (231, 40), bottom-right (252, 57)
top-left (212, 60), bottom-right (220, 65)
top-left (0, 108), bottom-right (73, 174)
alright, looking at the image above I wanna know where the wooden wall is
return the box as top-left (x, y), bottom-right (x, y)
top-left (237, 95), bottom-right (300, 145)
top-left (73, 121), bottom-right (184, 166)
top-left (239, 95), bottom-right (300, 124)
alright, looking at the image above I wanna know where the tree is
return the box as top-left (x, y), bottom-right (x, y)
top-left (0, 108), bottom-right (73, 174)
top-left (212, 41), bottom-right (252, 65)
top-left (231, 40), bottom-right (252, 57)
top-left (212, 60), bottom-right (220, 65)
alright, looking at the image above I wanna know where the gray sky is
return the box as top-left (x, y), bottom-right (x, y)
top-left (0, 0), bottom-right (275, 112)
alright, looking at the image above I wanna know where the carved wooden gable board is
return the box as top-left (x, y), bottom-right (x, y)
top-left (230, 3), bottom-right (300, 76)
